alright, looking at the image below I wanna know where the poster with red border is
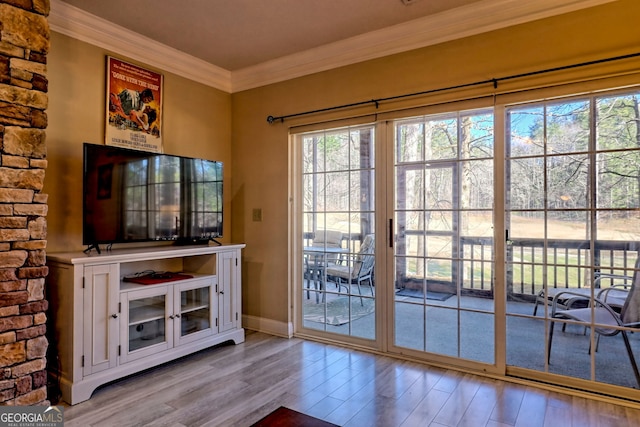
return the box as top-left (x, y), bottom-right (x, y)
top-left (106, 57), bottom-right (163, 152)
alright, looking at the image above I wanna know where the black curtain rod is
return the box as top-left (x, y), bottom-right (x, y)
top-left (266, 52), bottom-right (640, 124)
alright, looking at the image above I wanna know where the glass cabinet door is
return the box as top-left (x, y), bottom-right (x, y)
top-left (180, 287), bottom-right (209, 335)
top-left (121, 287), bottom-right (171, 363)
top-left (176, 279), bottom-right (216, 345)
top-left (129, 295), bottom-right (166, 350)
top-left (120, 279), bottom-right (216, 360)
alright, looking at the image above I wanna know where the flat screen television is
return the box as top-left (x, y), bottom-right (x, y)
top-left (83, 143), bottom-right (223, 251)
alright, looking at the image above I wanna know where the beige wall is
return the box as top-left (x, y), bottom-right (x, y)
top-left (231, 0), bottom-right (640, 326)
top-left (43, 1), bottom-right (640, 328)
top-left (45, 32), bottom-right (232, 253)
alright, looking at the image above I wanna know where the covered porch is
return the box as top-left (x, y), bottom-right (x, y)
top-left (302, 235), bottom-right (640, 392)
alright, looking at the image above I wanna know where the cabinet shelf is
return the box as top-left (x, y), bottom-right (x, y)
top-left (120, 273), bottom-right (214, 292)
top-left (128, 300), bottom-right (166, 325)
top-left (128, 312), bottom-right (165, 326)
top-left (181, 303), bottom-right (209, 314)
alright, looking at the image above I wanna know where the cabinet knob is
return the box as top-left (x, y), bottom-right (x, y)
top-left (220, 290), bottom-right (224, 295)
top-left (169, 315), bottom-right (174, 319)
top-left (111, 314), bottom-right (118, 318)
top-left (175, 314), bottom-right (181, 318)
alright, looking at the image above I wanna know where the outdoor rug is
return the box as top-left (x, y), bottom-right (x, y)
top-left (250, 406), bottom-right (339, 427)
top-left (304, 295), bottom-right (375, 325)
top-left (395, 287), bottom-right (454, 301)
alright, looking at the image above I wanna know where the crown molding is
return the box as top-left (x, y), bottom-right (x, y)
top-left (231, 0), bottom-right (617, 92)
top-left (49, 0), bottom-right (616, 94)
top-left (48, 0), bottom-right (232, 92)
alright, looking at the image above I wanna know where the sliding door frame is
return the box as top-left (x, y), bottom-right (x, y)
top-left (288, 72), bottom-right (640, 401)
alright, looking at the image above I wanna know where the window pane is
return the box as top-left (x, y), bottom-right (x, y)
top-left (460, 159), bottom-right (493, 209)
top-left (461, 211), bottom-right (493, 237)
top-left (349, 128), bottom-right (375, 169)
top-left (546, 211), bottom-right (590, 240)
top-left (302, 174), bottom-right (315, 212)
top-left (597, 151), bottom-right (640, 209)
top-left (403, 211), bottom-right (425, 233)
top-left (397, 121), bottom-right (424, 163)
top-left (596, 93), bottom-right (640, 151)
top-left (350, 170), bottom-right (374, 211)
top-left (303, 135), bottom-right (325, 173)
top-left (425, 114), bottom-right (457, 160)
top-left (427, 211), bottom-right (454, 233)
top-left (426, 167), bottom-right (453, 208)
top-left (508, 106), bottom-right (544, 157)
top-left (507, 158), bottom-right (544, 210)
top-left (324, 171), bottom-right (350, 211)
top-left (404, 235), bottom-right (426, 257)
top-left (461, 110), bottom-right (494, 159)
top-left (323, 131), bottom-right (350, 172)
top-left (597, 210), bottom-right (640, 241)
top-left (397, 167), bottom-right (424, 210)
top-left (509, 211), bottom-right (545, 239)
top-left (546, 100), bottom-right (589, 154)
top-left (546, 153), bottom-right (589, 209)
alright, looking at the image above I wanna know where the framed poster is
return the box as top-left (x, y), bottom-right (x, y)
top-left (106, 57), bottom-right (163, 152)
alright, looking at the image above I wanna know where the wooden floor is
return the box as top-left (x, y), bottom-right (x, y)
top-left (62, 331), bottom-right (640, 427)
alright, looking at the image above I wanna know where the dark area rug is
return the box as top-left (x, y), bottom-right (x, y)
top-left (250, 406), bottom-right (340, 427)
top-left (395, 288), bottom-right (454, 301)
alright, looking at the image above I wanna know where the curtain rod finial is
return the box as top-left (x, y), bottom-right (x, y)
top-left (267, 115), bottom-right (275, 124)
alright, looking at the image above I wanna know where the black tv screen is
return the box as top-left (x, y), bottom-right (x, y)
top-left (83, 143), bottom-right (223, 247)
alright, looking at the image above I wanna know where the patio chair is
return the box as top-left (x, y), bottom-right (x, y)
top-left (309, 230), bottom-right (343, 263)
top-left (547, 257), bottom-right (640, 387)
top-left (304, 230), bottom-right (343, 301)
top-left (326, 234), bottom-right (375, 305)
top-left (533, 274), bottom-right (629, 316)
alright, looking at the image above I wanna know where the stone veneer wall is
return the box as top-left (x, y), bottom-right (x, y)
top-left (0, 0), bottom-right (50, 405)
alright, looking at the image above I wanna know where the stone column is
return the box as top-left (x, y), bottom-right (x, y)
top-left (0, 0), bottom-right (50, 405)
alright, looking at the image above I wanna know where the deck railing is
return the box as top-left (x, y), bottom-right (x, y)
top-left (305, 232), bottom-right (639, 299)
top-left (461, 236), bottom-right (640, 298)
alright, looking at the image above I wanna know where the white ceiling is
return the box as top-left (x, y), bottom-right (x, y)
top-left (51, 0), bottom-right (617, 92)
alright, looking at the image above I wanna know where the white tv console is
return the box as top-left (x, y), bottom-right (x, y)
top-left (46, 243), bottom-right (245, 405)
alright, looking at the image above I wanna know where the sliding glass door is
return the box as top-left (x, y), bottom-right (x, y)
top-left (505, 91), bottom-right (640, 390)
top-left (392, 109), bottom-right (495, 363)
top-left (299, 125), bottom-right (376, 340)
top-left (292, 85), bottom-right (640, 398)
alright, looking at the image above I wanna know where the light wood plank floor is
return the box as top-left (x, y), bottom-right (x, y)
top-left (62, 331), bottom-right (640, 427)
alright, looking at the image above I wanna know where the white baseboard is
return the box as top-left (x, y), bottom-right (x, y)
top-left (242, 315), bottom-right (293, 338)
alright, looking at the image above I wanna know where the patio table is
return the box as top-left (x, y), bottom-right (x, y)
top-left (304, 246), bottom-right (348, 303)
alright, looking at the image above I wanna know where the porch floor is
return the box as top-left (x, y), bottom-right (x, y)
top-left (302, 282), bottom-right (640, 390)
